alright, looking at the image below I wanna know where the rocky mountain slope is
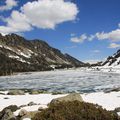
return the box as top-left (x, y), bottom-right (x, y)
top-left (0, 33), bottom-right (85, 75)
top-left (102, 49), bottom-right (120, 67)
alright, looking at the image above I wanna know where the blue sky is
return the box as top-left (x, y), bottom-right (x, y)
top-left (0, 0), bottom-right (120, 62)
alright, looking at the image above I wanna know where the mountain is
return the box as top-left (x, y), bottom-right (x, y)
top-left (101, 49), bottom-right (120, 67)
top-left (0, 33), bottom-right (85, 76)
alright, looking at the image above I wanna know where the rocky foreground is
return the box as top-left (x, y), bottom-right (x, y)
top-left (0, 90), bottom-right (120, 120)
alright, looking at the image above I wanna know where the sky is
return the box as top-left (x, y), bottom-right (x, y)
top-left (0, 0), bottom-right (120, 63)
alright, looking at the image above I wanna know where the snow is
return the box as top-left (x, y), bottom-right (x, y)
top-left (0, 94), bottom-right (66, 111)
top-left (14, 105), bottom-right (47, 116)
top-left (9, 55), bottom-right (20, 59)
top-left (0, 92), bottom-right (120, 114)
top-left (82, 92), bottom-right (120, 110)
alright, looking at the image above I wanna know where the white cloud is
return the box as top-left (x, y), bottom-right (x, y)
top-left (21, 0), bottom-right (78, 29)
top-left (71, 34), bottom-right (87, 43)
top-left (0, 0), bottom-right (78, 34)
top-left (71, 28), bottom-right (120, 43)
top-left (88, 35), bottom-right (95, 41)
top-left (118, 23), bottom-right (120, 28)
top-left (0, 11), bottom-right (32, 34)
top-left (108, 43), bottom-right (120, 49)
top-left (92, 50), bottom-right (100, 53)
top-left (0, 0), bottom-right (17, 11)
top-left (96, 29), bottom-right (120, 41)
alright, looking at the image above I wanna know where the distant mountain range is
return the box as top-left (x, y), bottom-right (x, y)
top-left (0, 33), bottom-right (85, 76)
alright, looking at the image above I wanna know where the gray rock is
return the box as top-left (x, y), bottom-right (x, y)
top-left (7, 90), bottom-right (25, 95)
top-left (114, 107), bottom-right (120, 112)
top-left (1, 109), bottom-right (16, 120)
top-left (18, 109), bottom-right (28, 117)
top-left (50, 93), bottom-right (83, 104)
top-left (20, 105), bottom-right (27, 108)
top-left (104, 87), bottom-right (120, 93)
top-left (38, 107), bottom-right (44, 111)
top-left (28, 102), bottom-right (37, 106)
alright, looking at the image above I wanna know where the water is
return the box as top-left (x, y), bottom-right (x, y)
top-left (0, 69), bottom-right (120, 93)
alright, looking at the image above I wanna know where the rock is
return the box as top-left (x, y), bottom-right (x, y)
top-left (7, 90), bottom-right (25, 95)
top-left (104, 87), bottom-right (120, 93)
top-left (1, 109), bottom-right (16, 120)
top-left (50, 93), bottom-right (83, 105)
top-left (38, 107), bottom-right (44, 111)
top-left (3, 105), bottom-right (19, 112)
top-left (29, 90), bottom-right (39, 95)
top-left (0, 92), bottom-right (5, 95)
top-left (20, 105), bottom-right (27, 108)
top-left (18, 109), bottom-right (28, 117)
top-left (4, 97), bottom-right (9, 99)
top-left (114, 107), bottom-right (120, 112)
top-left (0, 105), bottom-right (19, 120)
top-left (28, 102), bottom-right (37, 106)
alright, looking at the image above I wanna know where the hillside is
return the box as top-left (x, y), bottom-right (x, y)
top-left (102, 49), bottom-right (120, 67)
top-left (0, 33), bottom-right (85, 76)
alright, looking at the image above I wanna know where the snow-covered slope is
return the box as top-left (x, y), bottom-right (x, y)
top-left (102, 50), bottom-right (120, 67)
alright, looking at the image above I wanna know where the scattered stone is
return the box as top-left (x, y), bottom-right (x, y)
top-left (50, 93), bottom-right (83, 105)
top-left (104, 87), bottom-right (120, 93)
top-left (38, 107), bottom-right (44, 111)
top-left (29, 90), bottom-right (39, 95)
top-left (28, 102), bottom-right (37, 106)
top-left (3, 105), bottom-right (19, 112)
top-left (4, 97), bottom-right (9, 99)
top-left (7, 90), bottom-right (25, 95)
top-left (52, 92), bottom-right (63, 95)
top-left (18, 109), bottom-right (28, 117)
top-left (0, 92), bottom-right (5, 95)
top-left (1, 109), bottom-right (16, 120)
top-left (114, 107), bottom-right (120, 112)
top-left (20, 105), bottom-right (27, 108)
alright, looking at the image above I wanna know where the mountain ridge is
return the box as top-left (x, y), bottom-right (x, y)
top-left (0, 33), bottom-right (85, 76)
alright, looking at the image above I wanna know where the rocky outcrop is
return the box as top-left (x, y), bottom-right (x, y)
top-left (0, 105), bottom-right (19, 120)
top-left (50, 93), bottom-right (83, 104)
top-left (7, 90), bottom-right (25, 95)
top-left (102, 49), bottom-right (120, 67)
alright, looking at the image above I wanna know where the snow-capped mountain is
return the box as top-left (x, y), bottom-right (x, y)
top-left (102, 49), bottom-right (120, 67)
top-left (0, 33), bottom-right (85, 75)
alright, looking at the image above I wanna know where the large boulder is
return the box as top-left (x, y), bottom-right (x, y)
top-left (0, 105), bottom-right (19, 120)
top-left (7, 90), bottom-right (25, 95)
top-left (50, 93), bottom-right (83, 104)
top-left (1, 109), bottom-right (16, 120)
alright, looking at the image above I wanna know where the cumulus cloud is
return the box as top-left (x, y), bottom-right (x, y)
top-left (71, 34), bottom-right (87, 43)
top-left (108, 43), bottom-right (120, 49)
top-left (96, 29), bottom-right (120, 41)
top-left (0, 11), bottom-right (32, 34)
top-left (71, 28), bottom-right (120, 43)
top-left (21, 0), bottom-right (78, 29)
top-left (0, 0), bottom-right (78, 34)
top-left (0, 0), bottom-right (17, 11)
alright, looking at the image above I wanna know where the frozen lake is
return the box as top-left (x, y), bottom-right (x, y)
top-left (0, 69), bottom-right (120, 93)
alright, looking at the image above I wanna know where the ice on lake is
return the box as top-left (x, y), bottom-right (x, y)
top-left (0, 68), bottom-right (120, 93)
